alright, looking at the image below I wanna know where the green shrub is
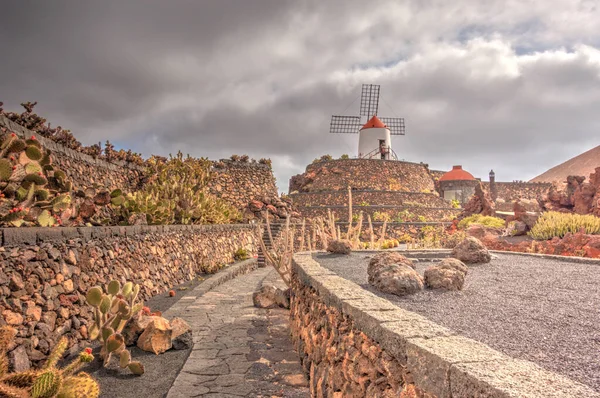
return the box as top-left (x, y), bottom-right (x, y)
top-left (340, 154), bottom-right (349, 159)
top-left (234, 248), bottom-right (250, 261)
top-left (529, 211), bottom-right (600, 240)
top-left (458, 214), bottom-right (505, 229)
top-left (450, 199), bottom-right (461, 209)
top-left (372, 211), bottom-right (390, 222)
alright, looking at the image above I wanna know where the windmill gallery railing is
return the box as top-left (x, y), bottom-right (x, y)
top-left (359, 146), bottom-right (400, 160)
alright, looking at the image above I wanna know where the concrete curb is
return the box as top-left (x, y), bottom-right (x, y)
top-left (292, 251), bottom-right (600, 398)
top-left (163, 258), bottom-right (258, 317)
top-left (490, 249), bottom-right (600, 265)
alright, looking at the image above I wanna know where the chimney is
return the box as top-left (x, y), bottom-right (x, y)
top-left (489, 170), bottom-right (497, 201)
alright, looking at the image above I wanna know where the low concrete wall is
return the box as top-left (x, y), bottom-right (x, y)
top-left (290, 252), bottom-right (599, 397)
top-left (0, 224), bottom-right (258, 370)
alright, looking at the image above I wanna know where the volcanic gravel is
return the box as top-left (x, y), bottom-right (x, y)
top-left (315, 251), bottom-right (600, 391)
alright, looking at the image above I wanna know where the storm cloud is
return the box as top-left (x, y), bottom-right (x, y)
top-left (1, 0), bottom-right (600, 192)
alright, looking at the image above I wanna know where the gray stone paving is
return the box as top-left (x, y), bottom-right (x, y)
top-left (167, 267), bottom-right (309, 398)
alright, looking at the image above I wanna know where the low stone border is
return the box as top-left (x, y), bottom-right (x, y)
top-left (0, 223), bottom-right (255, 247)
top-left (489, 249), bottom-right (600, 266)
top-left (291, 252), bottom-right (600, 397)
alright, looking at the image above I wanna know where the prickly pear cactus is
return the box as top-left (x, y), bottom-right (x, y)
top-left (86, 280), bottom-right (145, 375)
top-left (0, 131), bottom-right (74, 227)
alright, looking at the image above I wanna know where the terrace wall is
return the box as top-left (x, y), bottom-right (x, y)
top-left (289, 159), bottom-right (437, 193)
top-left (0, 224), bottom-right (257, 370)
top-left (290, 252), bottom-right (598, 397)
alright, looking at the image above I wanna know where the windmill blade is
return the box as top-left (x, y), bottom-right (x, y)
top-left (330, 115), bottom-right (361, 134)
top-left (360, 84), bottom-right (380, 117)
top-left (380, 117), bottom-right (405, 135)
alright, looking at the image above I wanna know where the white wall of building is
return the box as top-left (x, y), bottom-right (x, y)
top-left (358, 127), bottom-right (392, 159)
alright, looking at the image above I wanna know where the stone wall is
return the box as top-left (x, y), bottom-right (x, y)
top-left (209, 160), bottom-right (278, 211)
top-left (484, 181), bottom-right (551, 203)
top-left (0, 115), bottom-right (145, 193)
top-left (289, 159), bottom-right (437, 193)
top-left (289, 190), bottom-right (450, 208)
top-left (296, 206), bottom-right (460, 222)
top-left (0, 224), bottom-right (257, 370)
top-left (290, 252), bottom-right (598, 397)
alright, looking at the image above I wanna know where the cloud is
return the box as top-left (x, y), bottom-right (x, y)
top-left (1, 0), bottom-right (600, 192)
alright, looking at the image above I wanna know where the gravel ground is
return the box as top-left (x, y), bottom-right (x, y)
top-left (315, 251), bottom-right (600, 391)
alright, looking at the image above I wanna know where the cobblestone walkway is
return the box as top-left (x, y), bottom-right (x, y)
top-left (167, 267), bottom-right (309, 397)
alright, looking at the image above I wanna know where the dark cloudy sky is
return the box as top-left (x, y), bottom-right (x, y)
top-left (2, 0), bottom-right (600, 192)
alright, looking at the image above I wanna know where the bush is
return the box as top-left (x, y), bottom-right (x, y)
top-left (373, 211), bottom-right (390, 222)
top-left (451, 199), bottom-right (461, 209)
top-left (340, 154), bottom-right (349, 159)
top-left (234, 248), bottom-right (250, 261)
top-left (458, 214), bottom-right (505, 229)
top-left (529, 211), bottom-right (600, 240)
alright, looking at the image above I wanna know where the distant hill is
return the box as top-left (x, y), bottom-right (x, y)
top-left (530, 145), bottom-right (600, 183)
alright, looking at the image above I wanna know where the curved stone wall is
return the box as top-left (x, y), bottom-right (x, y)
top-left (296, 206), bottom-right (459, 222)
top-left (289, 159), bottom-right (437, 193)
top-left (290, 252), bottom-right (598, 397)
top-left (289, 190), bottom-right (451, 208)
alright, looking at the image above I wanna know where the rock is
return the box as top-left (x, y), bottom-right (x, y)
top-left (123, 314), bottom-right (157, 346)
top-left (369, 264), bottom-right (423, 296)
top-left (137, 317), bottom-right (172, 355)
top-left (451, 237), bottom-right (491, 264)
top-left (171, 318), bottom-right (192, 350)
top-left (249, 200), bottom-right (264, 212)
top-left (252, 285), bottom-right (290, 309)
top-left (326, 240), bottom-right (352, 255)
top-left (368, 252), bottom-right (415, 283)
top-left (93, 191), bottom-right (111, 206)
top-left (65, 250), bottom-right (77, 265)
top-left (128, 213), bottom-right (148, 225)
top-left (424, 258), bottom-right (468, 291)
top-left (10, 345), bottom-right (31, 372)
top-left (2, 310), bottom-right (23, 326)
top-left (507, 221), bottom-right (528, 236)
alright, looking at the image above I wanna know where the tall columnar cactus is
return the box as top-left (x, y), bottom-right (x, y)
top-left (0, 326), bottom-right (100, 398)
top-left (86, 280), bottom-right (145, 375)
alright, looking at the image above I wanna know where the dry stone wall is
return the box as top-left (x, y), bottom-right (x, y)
top-left (290, 190), bottom-right (450, 208)
top-left (484, 181), bottom-right (551, 203)
top-left (0, 224), bottom-right (257, 370)
top-left (289, 159), bottom-right (437, 193)
top-left (297, 206), bottom-right (459, 222)
top-left (291, 252), bottom-right (598, 398)
top-left (210, 160), bottom-right (278, 211)
top-left (0, 115), bottom-right (145, 193)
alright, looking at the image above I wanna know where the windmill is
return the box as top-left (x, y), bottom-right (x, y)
top-left (330, 84), bottom-right (405, 160)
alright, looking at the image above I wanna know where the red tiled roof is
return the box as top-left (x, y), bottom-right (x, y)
top-left (360, 115), bottom-right (387, 130)
top-left (439, 165), bottom-right (475, 181)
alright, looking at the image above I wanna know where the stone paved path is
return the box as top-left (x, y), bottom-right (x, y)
top-left (167, 267), bottom-right (309, 397)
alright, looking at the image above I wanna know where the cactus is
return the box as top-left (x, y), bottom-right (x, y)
top-left (23, 173), bottom-right (47, 186)
top-left (25, 162), bottom-right (42, 174)
top-left (85, 280), bottom-right (145, 375)
top-left (0, 159), bottom-right (12, 181)
top-left (25, 146), bottom-right (43, 161)
top-left (35, 189), bottom-right (49, 201)
top-left (0, 328), bottom-right (100, 398)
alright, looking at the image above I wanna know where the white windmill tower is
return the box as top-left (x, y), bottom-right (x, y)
top-left (329, 84), bottom-right (405, 160)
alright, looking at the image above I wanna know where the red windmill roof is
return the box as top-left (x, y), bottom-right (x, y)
top-left (360, 115), bottom-right (387, 130)
top-left (439, 165), bottom-right (475, 181)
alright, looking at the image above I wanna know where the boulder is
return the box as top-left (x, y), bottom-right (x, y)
top-left (170, 317), bottom-right (192, 350)
top-left (326, 240), bottom-right (352, 255)
top-left (368, 252), bottom-right (415, 283)
top-left (507, 221), bottom-right (528, 236)
top-left (424, 258), bottom-right (467, 291)
top-left (451, 237), bottom-right (491, 264)
top-left (123, 314), bottom-right (157, 346)
top-left (252, 285), bottom-right (290, 309)
top-left (369, 264), bottom-right (423, 296)
top-left (137, 317), bottom-right (172, 355)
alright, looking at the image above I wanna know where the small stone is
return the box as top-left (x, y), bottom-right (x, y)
top-left (10, 345), bottom-right (31, 372)
top-left (63, 279), bottom-right (74, 293)
top-left (65, 250), bottom-right (77, 265)
top-left (2, 310), bottom-right (23, 325)
top-left (171, 318), bottom-right (193, 350)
